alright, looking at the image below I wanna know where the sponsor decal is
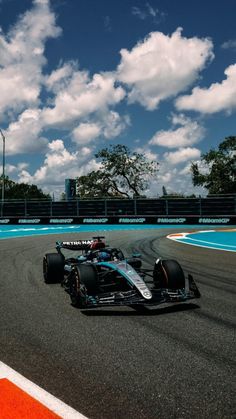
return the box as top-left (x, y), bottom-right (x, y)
top-left (0, 219), bottom-right (10, 224)
top-left (18, 219), bottom-right (41, 224)
top-left (119, 218), bottom-right (146, 223)
top-left (198, 218), bottom-right (230, 224)
top-left (157, 218), bottom-right (186, 224)
top-left (62, 240), bottom-right (93, 246)
top-left (116, 261), bottom-right (152, 299)
top-left (49, 219), bottom-right (73, 224)
top-left (83, 218), bottom-right (108, 223)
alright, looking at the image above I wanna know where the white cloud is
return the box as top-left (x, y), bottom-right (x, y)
top-left (0, 162), bottom-right (28, 175)
top-left (4, 108), bottom-right (48, 154)
top-left (147, 151), bottom-right (205, 196)
top-left (42, 72), bottom-right (126, 127)
top-left (116, 28), bottom-right (214, 110)
top-left (103, 111), bottom-right (131, 139)
top-left (44, 61), bottom-right (76, 94)
top-left (164, 147), bottom-right (201, 165)
top-left (134, 146), bottom-right (159, 162)
top-left (149, 114), bottom-right (205, 148)
top-left (0, 0), bottom-right (61, 117)
top-left (176, 64), bottom-right (236, 114)
top-left (72, 123), bottom-right (101, 144)
top-left (132, 3), bottom-right (166, 24)
top-left (19, 139), bottom-right (100, 194)
top-left (221, 39), bottom-right (236, 51)
top-left (132, 6), bottom-right (147, 20)
top-left (71, 111), bottom-right (130, 145)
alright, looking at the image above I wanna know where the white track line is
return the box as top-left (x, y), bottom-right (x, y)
top-left (0, 361), bottom-right (88, 418)
top-left (167, 232), bottom-right (236, 252)
top-left (181, 236), bottom-right (236, 248)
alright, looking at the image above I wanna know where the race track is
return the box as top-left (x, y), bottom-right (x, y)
top-left (0, 229), bottom-right (235, 419)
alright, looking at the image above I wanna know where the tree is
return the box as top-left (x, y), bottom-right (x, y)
top-left (76, 144), bottom-right (159, 198)
top-left (77, 171), bottom-right (114, 198)
top-left (0, 175), bottom-right (51, 200)
top-left (191, 136), bottom-right (236, 194)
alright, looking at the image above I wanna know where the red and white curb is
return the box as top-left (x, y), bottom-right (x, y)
top-left (0, 361), bottom-right (88, 418)
top-left (167, 230), bottom-right (215, 241)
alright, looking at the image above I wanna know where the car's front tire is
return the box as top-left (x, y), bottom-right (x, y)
top-left (43, 253), bottom-right (64, 284)
top-left (153, 259), bottom-right (185, 290)
top-left (69, 264), bottom-right (99, 307)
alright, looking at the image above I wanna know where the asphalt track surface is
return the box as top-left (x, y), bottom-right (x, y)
top-left (0, 229), bottom-right (235, 419)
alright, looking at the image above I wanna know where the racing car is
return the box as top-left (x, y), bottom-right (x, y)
top-left (43, 236), bottom-right (201, 309)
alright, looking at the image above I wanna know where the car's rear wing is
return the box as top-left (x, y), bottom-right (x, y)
top-left (56, 240), bottom-right (94, 251)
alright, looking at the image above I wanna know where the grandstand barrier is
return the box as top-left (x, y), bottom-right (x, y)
top-left (0, 196), bottom-right (235, 224)
top-left (0, 216), bottom-right (235, 225)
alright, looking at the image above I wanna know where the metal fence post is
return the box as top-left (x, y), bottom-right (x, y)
top-left (134, 198), bottom-right (137, 216)
top-left (165, 199), bottom-right (168, 215)
top-left (104, 199), bottom-right (107, 216)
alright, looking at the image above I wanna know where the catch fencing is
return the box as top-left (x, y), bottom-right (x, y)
top-left (0, 196), bottom-right (236, 225)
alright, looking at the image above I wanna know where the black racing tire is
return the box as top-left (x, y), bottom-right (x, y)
top-left (78, 264), bottom-right (99, 294)
top-left (153, 259), bottom-right (185, 290)
top-left (43, 253), bottom-right (64, 284)
top-left (69, 264), bottom-right (99, 307)
top-left (126, 258), bottom-right (142, 269)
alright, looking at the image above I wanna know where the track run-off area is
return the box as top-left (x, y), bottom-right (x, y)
top-left (0, 225), bottom-right (235, 418)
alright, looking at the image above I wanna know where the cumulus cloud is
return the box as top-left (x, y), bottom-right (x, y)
top-left (116, 28), bottom-right (214, 110)
top-left (103, 111), bottom-right (131, 139)
top-left (149, 114), bottom-right (205, 148)
top-left (164, 147), bottom-right (201, 165)
top-left (176, 64), bottom-right (236, 114)
top-left (71, 111), bottom-right (130, 145)
top-left (134, 146), bottom-right (159, 162)
top-left (44, 61), bottom-right (77, 94)
top-left (0, 2), bottom-right (216, 197)
top-left (0, 162), bottom-right (29, 176)
top-left (4, 108), bottom-right (48, 154)
top-left (72, 123), bottom-right (101, 144)
top-left (147, 150), bottom-right (204, 196)
top-left (19, 139), bottom-right (100, 193)
top-left (42, 71), bottom-right (126, 127)
top-left (0, 0), bottom-right (61, 118)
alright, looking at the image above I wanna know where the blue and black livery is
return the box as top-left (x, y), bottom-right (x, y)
top-left (43, 236), bottom-right (201, 309)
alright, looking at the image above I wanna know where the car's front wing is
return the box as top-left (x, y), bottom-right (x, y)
top-left (80, 275), bottom-right (201, 308)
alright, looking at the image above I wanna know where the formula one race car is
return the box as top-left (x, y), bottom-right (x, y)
top-left (43, 236), bottom-right (201, 309)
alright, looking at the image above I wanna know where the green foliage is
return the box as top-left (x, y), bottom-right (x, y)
top-left (0, 175), bottom-right (50, 200)
top-left (77, 144), bottom-right (159, 198)
top-left (191, 136), bottom-right (236, 194)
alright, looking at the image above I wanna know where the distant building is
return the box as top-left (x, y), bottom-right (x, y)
top-left (65, 178), bottom-right (76, 200)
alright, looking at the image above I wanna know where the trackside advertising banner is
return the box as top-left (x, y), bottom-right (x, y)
top-left (0, 216), bottom-right (236, 225)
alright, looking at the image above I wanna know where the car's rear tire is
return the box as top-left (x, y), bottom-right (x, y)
top-left (69, 264), bottom-right (99, 307)
top-left (126, 258), bottom-right (142, 269)
top-left (153, 259), bottom-right (185, 290)
top-left (43, 253), bottom-right (64, 284)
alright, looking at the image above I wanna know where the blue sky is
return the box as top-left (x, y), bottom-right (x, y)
top-left (0, 0), bottom-right (235, 198)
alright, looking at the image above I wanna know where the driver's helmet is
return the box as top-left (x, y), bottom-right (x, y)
top-left (97, 251), bottom-right (111, 261)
